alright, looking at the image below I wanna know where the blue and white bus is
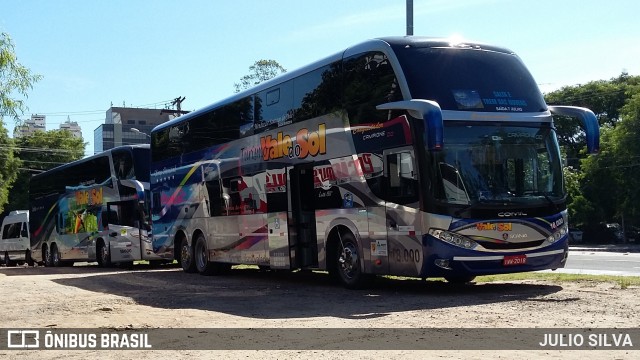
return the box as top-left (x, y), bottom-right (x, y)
top-left (29, 145), bottom-right (165, 267)
top-left (149, 36), bottom-right (599, 287)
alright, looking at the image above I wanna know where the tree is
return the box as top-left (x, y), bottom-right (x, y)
top-left (566, 81), bottom-right (640, 239)
top-left (544, 72), bottom-right (637, 168)
top-left (544, 74), bottom-right (640, 241)
top-left (0, 32), bottom-right (42, 213)
top-left (5, 130), bottom-right (85, 213)
top-left (234, 60), bottom-right (286, 93)
top-left (0, 124), bottom-right (20, 214)
top-left (607, 91), bottom-right (640, 232)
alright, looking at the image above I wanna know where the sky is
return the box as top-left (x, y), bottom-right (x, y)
top-left (2, 0), bottom-right (639, 157)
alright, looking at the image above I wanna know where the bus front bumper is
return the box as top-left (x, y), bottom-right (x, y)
top-left (422, 236), bottom-right (569, 278)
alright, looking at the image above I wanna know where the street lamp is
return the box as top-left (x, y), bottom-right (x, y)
top-left (131, 127), bottom-right (151, 138)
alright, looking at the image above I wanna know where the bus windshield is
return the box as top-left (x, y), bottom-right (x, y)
top-left (132, 147), bottom-right (150, 182)
top-left (429, 123), bottom-right (564, 206)
top-left (392, 45), bottom-right (547, 113)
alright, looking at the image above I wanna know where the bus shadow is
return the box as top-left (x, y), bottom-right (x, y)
top-left (0, 262), bottom-right (179, 276)
top-left (49, 266), bottom-right (564, 320)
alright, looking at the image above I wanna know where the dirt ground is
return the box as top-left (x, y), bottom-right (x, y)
top-left (0, 263), bottom-right (638, 359)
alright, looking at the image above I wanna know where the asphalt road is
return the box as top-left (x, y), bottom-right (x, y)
top-left (544, 250), bottom-right (640, 276)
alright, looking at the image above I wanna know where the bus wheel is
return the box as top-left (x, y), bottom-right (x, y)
top-left (43, 246), bottom-right (52, 267)
top-left (3, 252), bottom-right (14, 267)
top-left (194, 234), bottom-right (215, 275)
top-left (180, 237), bottom-right (197, 273)
top-left (50, 244), bottom-right (61, 267)
top-left (335, 232), bottom-right (371, 289)
top-left (444, 275), bottom-right (476, 284)
top-left (26, 250), bottom-right (34, 266)
top-left (97, 241), bottom-right (112, 268)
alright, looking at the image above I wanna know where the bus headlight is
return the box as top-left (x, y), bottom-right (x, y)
top-left (547, 224), bottom-right (569, 244)
top-left (429, 229), bottom-right (478, 250)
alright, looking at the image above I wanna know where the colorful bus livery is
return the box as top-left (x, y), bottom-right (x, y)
top-left (259, 123), bottom-right (327, 161)
top-left (29, 145), bottom-right (165, 267)
top-left (150, 36), bottom-right (599, 287)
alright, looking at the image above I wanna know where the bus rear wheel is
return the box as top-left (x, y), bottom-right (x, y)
top-left (26, 250), bottom-right (34, 266)
top-left (43, 246), bottom-right (52, 267)
top-left (334, 232), bottom-right (371, 289)
top-left (50, 244), bottom-right (61, 267)
top-left (97, 241), bottom-right (112, 268)
top-left (4, 252), bottom-right (14, 267)
top-left (180, 237), bottom-right (197, 273)
top-left (194, 234), bottom-right (215, 275)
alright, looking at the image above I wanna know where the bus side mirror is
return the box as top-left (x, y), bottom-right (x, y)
top-left (549, 105), bottom-right (600, 154)
top-left (377, 99), bottom-right (444, 151)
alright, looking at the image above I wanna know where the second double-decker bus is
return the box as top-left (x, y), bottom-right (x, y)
top-left (29, 144), bottom-right (164, 267)
top-left (150, 36), bottom-right (599, 287)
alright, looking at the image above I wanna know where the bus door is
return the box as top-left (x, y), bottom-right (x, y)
top-left (288, 163), bottom-right (318, 268)
top-left (266, 167), bottom-right (291, 269)
top-left (383, 148), bottom-right (423, 276)
top-left (106, 200), bottom-right (144, 262)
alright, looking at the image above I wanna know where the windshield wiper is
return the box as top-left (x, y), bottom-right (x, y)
top-left (453, 199), bottom-right (517, 217)
top-left (533, 192), bottom-right (560, 212)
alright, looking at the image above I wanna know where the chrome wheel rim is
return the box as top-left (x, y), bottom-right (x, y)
top-left (339, 243), bottom-right (358, 279)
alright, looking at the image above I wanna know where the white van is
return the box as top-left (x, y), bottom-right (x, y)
top-left (1, 210), bottom-right (33, 266)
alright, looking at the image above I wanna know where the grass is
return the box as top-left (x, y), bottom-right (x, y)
top-left (381, 272), bottom-right (640, 289)
top-left (474, 272), bottom-right (640, 289)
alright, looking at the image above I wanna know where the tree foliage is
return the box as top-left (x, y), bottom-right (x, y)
top-left (234, 60), bottom-right (286, 93)
top-left (5, 130), bottom-right (85, 214)
top-left (1, 32), bottom-right (42, 120)
top-left (0, 32), bottom-right (42, 213)
top-left (545, 72), bottom-right (638, 167)
top-left (0, 124), bottom-right (20, 214)
top-left (546, 73), bottom-right (640, 235)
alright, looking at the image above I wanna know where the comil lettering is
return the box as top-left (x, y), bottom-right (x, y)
top-left (260, 124), bottom-right (326, 161)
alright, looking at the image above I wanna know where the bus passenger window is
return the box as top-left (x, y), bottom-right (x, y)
top-left (387, 151), bottom-right (417, 202)
top-left (221, 177), bottom-right (242, 215)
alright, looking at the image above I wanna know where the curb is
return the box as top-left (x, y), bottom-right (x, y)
top-left (569, 245), bottom-right (640, 253)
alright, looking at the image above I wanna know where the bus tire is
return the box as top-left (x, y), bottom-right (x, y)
top-left (43, 245), bottom-right (52, 267)
top-left (444, 275), bottom-right (476, 284)
top-left (97, 240), bottom-right (112, 268)
top-left (26, 250), bottom-right (34, 266)
top-left (4, 252), bottom-right (14, 267)
top-left (180, 237), bottom-right (197, 273)
top-left (50, 244), bottom-right (61, 267)
top-left (194, 234), bottom-right (215, 275)
top-left (334, 231), bottom-right (371, 289)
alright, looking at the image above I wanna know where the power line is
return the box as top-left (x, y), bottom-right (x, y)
top-left (18, 168), bottom-right (44, 173)
top-left (0, 146), bottom-right (82, 154)
top-left (13, 98), bottom-right (178, 121)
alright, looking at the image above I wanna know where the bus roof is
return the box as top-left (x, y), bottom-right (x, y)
top-left (30, 144), bottom-right (149, 181)
top-left (152, 36), bottom-right (514, 134)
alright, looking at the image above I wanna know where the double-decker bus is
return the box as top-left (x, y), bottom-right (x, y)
top-left (29, 145), bottom-right (164, 267)
top-left (150, 36), bottom-right (599, 287)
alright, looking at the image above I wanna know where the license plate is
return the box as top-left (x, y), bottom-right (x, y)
top-left (503, 254), bottom-right (526, 266)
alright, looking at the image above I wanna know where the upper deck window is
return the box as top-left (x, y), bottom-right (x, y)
top-left (392, 46), bottom-right (547, 113)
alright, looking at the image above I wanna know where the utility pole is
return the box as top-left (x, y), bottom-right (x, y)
top-left (172, 96), bottom-right (186, 113)
top-left (406, 0), bottom-right (414, 36)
